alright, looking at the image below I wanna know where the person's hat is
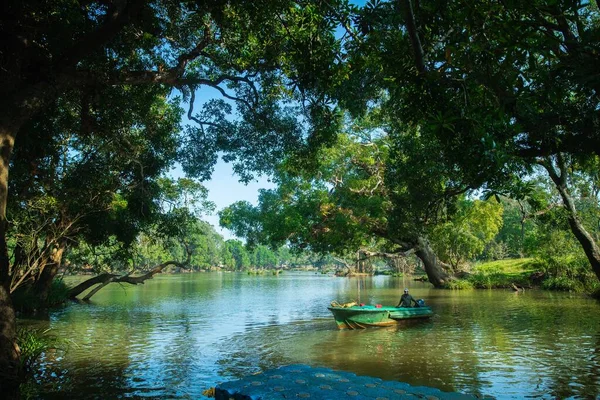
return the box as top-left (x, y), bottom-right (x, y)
top-left (404, 288), bottom-right (409, 292)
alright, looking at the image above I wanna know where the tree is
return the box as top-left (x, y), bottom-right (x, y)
top-left (0, 0), bottom-right (344, 388)
top-left (331, 0), bottom-right (600, 283)
top-left (225, 240), bottom-right (251, 271)
top-left (66, 177), bottom-right (214, 299)
top-left (251, 245), bottom-right (279, 269)
top-left (430, 198), bottom-right (504, 271)
top-left (221, 127), bottom-right (467, 285)
top-left (8, 88), bottom-right (183, 298)
top-left (190, 221), bottom-right (224, 269)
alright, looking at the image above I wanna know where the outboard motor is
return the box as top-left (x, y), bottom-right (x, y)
top-left (416, 299), bottom-right (425, 307)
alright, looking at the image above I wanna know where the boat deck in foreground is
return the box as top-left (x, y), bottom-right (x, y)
top-left (215, 364), bottom-right (492, 399)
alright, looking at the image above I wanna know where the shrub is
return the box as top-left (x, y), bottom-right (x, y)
top-left (541, 274), bottom-right (599, 293)
top-left (46, 280), bottom-right (71, 307)
top-left (12, 280), bottom-right (70, 313)
top-left (444, 279), bottom-right (473, 290)
top-left (17, 328), bottom-right (55, 375)
top-left (541, 276), bottom-right (584, 292)
top-left (535, 252), bottom-right (599, 293)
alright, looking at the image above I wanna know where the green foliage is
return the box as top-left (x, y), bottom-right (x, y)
top-left (251, 245), bottom-right (278, 268)
top-left (2, 0), bottom-right (349, 311)
top-left (468, 258), bottom-right (537, 289)
top-left (221, 125), bottom-right (510, 285)
top-left (541, 276), bottom-right (586, 292)
top-left (330, 0), bottom-right (600, 284)
top-left (220, 245), bottom-right (236, 270)
top-left (224, 240), bottom-right (251, 271)
top-left (45, 280), bottom-right (71, 308)
top-left (16, 328), bottom-right (60, 376)
top-left (431, 198), bottom-right (504, 269)
top-left (482, 240), bottom-right (510, 261)
top-left (535, 253), bottom-right (599, 293)
top-left (444, 280), bottom-right (473, 290)
top-left (66, 236), bottom-right (134, 274)
top-left (12, 280), bottom-right (70, 313)
top-left (468, 272), bottom-right (520, 290)
top-left (220, 131), bottom-right (418, 258)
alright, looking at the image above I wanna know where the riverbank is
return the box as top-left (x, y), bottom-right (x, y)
top-left (446, 258), bottom-right (600, 294)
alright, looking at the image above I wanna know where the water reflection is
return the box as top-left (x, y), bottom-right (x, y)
top-left (20, 272), bottom-right (600, 399)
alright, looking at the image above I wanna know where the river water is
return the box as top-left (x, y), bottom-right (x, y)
top-left (21, 272), bottom-right (600, 399)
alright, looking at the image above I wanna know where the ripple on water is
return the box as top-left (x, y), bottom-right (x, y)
top-left (22, 273), bottom-right (600, 399)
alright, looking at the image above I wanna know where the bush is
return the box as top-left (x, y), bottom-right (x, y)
top-left (541, 276), bottom-right (584, 292)
top-left (468, 271), bottom-right (516, 289)
top-left (444, 279), bottom-right (473, 290)
top-left (535, 253), bottom-right (599, 293)
top-left (467, 258), bottom-right (536, 289)
top-left (12, 280), bottom-right (70, 313)
top-left (46, 280), bottom-right (70, 307)
top-left (17, 328), bottom-right (58, 376)
top-left (482, 240), bottom-right (510, 261)
top-left (541, 275), bottom-right (599, 293)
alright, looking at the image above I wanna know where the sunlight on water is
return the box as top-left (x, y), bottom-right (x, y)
top-left (21, 272), bottom-right (600, 399)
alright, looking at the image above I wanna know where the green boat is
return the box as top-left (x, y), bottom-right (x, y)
top-left (327, 304), bottom-right (433, 329)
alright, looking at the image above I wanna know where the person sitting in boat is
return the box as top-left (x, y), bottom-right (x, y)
top-left (396, 288), bottom-right (417, 308)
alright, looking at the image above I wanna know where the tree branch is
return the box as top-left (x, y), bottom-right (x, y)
top-left (57, 0), bottom-right (147, 70)
top-left (172, 25), bottom-right (213, 78)
top-left (399, 0), bottom-right (426, 74)
top-left (68, 258), bottom-right (189, 299)
top-left (358, 248), bottom-right (415, 260)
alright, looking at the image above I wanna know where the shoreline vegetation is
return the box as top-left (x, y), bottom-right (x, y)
top-left (51, 257), bottom-right (599, 298)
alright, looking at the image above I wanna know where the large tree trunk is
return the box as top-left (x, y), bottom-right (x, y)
top-left (0, 99), bottom-right (47, 391)
top-left (34, 239), bottom-right (68, 304)
top-left (0, 285), bottom-right (19, 395)
top-left (0, 124), bottom-right (20, 394)
top-left (542, 156), bottom-right (600, 281)
top-left (414, 236), bottom-right (451, 288)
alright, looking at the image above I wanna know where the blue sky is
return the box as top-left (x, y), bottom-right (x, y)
top-left (198, 161), bottom-right (274, 240)
top-left (177, 86), bottom-right (275, 241)
top-left (178, 0), bottom-right (369, 240)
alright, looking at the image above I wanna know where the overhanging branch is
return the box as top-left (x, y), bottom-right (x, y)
top-left (68, 259), bottom-right (188, 300)
top-left (399, 0), bottom-right (426, 74)
top-left (57, 0), bottom-right (146, 70)
top-left (358, 248), bottom-right (415, 261)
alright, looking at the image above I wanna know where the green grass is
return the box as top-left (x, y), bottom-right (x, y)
top-left (449, 258), bottom-right (540, 290)
top-left (472, 258), bottom-right (538, 275)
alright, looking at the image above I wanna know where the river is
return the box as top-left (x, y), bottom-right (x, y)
top-left (21, 272), bottom-right (600, 399)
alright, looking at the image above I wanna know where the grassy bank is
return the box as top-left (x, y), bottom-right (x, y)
top-left (446, 258), bottom-right (600, 294)
top-left (446, 258), bottom-right (540, 290)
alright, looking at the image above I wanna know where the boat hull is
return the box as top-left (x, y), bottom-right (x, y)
top-left (327, 305), bottom-right (433, 329)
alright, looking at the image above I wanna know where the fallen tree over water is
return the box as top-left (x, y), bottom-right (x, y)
top-left (69, 255), bottom-right (190, 301)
